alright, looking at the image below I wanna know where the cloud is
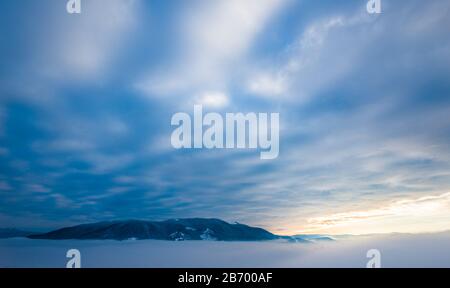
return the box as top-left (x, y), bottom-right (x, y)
top-left (1, 0), bottom-right (450, 235)
top-left (136, 0), bottom-right (288, 99)
top-left (51, 193), bottom-right (74, 209)
top-left (0, 106), bottom-right (5, 137)
top-left (39, 0), bottom-right (141, 81)
top-left (182, 0), bottom-right (287, 69)
top-left (31, 110), bottom-right (135, 174)
top-left (305, 192), bottom-right (450, 234)
top-left (247, 73), bottom-right (286, 97)
top-left (33, 139), bottom-right (95, 153)
top-left (82, 153), bottom-right (136, 174)
top-left (0, 0), bottom-right (141, 107)
top-left (25, 184), bottom-right (51, 194)
top-left (0, 181), bottom-right (12, 191)
top-left (245, 13), bottom-right (370, 101)
top-left (194, 91), bottom-right (230, 109)
top-left (3, 231), bottom-right (450, 267)
top-left (0, 147), bottom-right (8, 157)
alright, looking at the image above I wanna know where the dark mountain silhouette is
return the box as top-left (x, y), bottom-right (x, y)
top-left (28, 218), bottom-right (279, 241)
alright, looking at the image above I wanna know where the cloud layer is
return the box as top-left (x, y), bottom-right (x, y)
top-left (0, 0), bottom-right (449, 234)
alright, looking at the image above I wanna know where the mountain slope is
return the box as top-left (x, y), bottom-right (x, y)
top-left (28, 218), bottom-right (279, 241)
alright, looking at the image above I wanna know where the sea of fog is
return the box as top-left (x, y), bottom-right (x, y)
top-left (1, 232), bottom-right (450, 268)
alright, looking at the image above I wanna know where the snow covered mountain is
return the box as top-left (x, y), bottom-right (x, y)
top-left (28, 218), bottom-right (279, 241)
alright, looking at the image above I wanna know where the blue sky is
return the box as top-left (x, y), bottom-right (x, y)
top-left (1, 0), bottom-right (450, 235)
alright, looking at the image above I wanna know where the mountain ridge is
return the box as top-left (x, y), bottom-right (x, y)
top-left (27, 218), bottom-right (280, 242)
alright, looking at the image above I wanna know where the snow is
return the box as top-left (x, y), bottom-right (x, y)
top-left (1, 232), bottom-right (450, 268)
top-left (200, 228), bottom-right (217, 241)
top-left (170, 232), bottom-right (187, 241)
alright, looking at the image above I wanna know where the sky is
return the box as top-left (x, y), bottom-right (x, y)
top-left (0, 0), bottom-right (450, 235)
